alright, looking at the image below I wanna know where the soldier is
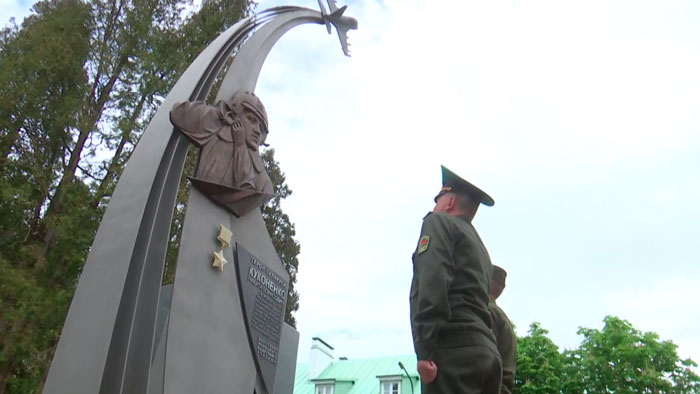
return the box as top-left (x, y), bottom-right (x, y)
top-left (489, 265), bottom-right (517, 394)
top-left (410, 165), bottom-right (502, 394)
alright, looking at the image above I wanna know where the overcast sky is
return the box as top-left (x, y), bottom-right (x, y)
top-left (3, 0), bottom-right (700, 366)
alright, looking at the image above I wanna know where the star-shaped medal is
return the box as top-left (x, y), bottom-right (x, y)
top-left (211, 224), bottom-right (233, 272)
top-left (212, 249), bottom-right (228, 271)
top-left (217, 224), bottom-right (232, 249)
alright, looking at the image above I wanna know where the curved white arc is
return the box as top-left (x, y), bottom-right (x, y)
top-left (44, 6), bottom-right (333, 394)
top-left (216, 8), bottom-right (324, 101)
top-left (43, 15), bottom-right (257, 394)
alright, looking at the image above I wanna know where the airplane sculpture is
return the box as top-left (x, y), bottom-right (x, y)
top-left (318, 0), bottom-right (358, 56)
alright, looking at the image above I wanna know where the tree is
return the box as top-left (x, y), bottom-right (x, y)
top-left (0, 257), bottom-right (72, 394)
top-left (2, 0), bottom-right (306, 390)
top-left (0, 2), bottom-right (93, 391)
top-left (0, 0), bottom-right (257, 391)
top-left (566, 316), bottom-right (700, 394)
top-left (513, 317), bottom-right (700, 394)
top-left (0, 0), bottom-right (91, 260)
top-left (261, 148), bottom-right (301, 327)
top-left (515, 322), bottom-right (566, 393)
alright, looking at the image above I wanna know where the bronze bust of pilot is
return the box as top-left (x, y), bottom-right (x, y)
top-left (170, 90), bottom-right (274, 216)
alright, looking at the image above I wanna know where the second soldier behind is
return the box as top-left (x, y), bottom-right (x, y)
top-left (489, 265), bottom-right (517, 394)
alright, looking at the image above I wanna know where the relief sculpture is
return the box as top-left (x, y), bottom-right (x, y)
top-left (170, 90), bottom-right (274, 216)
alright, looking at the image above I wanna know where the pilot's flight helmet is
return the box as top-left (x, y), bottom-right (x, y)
top-left (230, 90), bottom-right (269, 133)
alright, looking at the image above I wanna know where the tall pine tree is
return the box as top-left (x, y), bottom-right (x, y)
top-left (262, 149), bottom-right (301, 327)
top-left (0, 0), bottom-right (308, 392)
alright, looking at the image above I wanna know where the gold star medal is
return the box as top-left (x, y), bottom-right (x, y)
top-left (217, 224), bottom-right (232, 248)
top-left (212, 224), bottom-right (232, 272)
top-left (212, 249), bottom-right (228, 271)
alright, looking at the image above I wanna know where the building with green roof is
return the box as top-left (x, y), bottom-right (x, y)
top-left (293, 338), bottom-right (421, 394)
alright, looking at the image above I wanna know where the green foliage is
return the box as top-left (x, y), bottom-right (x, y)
top-left (162, 146), bottom-right (197, 285)
top-left (0, 0), bottom-right (91, 162)
top-left (515, 322), bottom-right (565, 393)
top-left (514, 317), bottom-right (700, 394)
top-left (0, 162), bottom-right (37, 254)
top-left (0, 257), bottom-right (72, 393)
top-left (0, 0), bottom-right (258, 391)
top-left (42, 181), bottom-right (104, 287)
top-left (0, 0), bottom-right (305, 388)
top-left (261, 148), bottom-right (301, 327)
top-left (567, 316), bottom-right (700, 394)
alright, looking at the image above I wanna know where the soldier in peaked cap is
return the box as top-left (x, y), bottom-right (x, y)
top-left (489, 265), bottom-right (517, 394)
top-left (410, 165), bottom-right (502, 394)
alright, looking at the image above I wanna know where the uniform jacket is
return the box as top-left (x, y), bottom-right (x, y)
top-left (410, 212), bottom-right (495, 361)
top-left (489, 301), bottom-right (517, 394)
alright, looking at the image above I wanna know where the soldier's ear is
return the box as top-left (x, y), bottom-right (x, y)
top-left (446, 195), bottom-right (456, 210)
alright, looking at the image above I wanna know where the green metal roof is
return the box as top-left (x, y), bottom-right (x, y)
top-left (294, 355), bottom-right (421, 394)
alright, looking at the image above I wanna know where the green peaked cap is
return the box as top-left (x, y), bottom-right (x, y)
top-left (434, 165), bottom-right (495, 206)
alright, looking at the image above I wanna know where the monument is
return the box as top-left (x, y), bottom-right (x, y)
top-left (169, 90), bottom-right (274, 216)
top-left (42, 2), bottom-right (357, 394)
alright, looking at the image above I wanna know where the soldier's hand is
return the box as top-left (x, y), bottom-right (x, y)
top-left (417, 360), bottom-right (437, 383)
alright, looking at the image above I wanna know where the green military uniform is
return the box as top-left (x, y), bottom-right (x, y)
top-left (489, 300), bottom-right (516, 394)
top-left (410, 211), bottom-right (502, 394)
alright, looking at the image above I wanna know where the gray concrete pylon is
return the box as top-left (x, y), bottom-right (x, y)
top-left (43, 6), bottom-right (339, 394)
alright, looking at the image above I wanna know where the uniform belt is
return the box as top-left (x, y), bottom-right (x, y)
top-left (437, 329), bottom-right (493, 348)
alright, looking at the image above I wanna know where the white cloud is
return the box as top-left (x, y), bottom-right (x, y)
top-left (251, 0), bottom-right (700, 365)
top-left (604, 274), bottom-right (700, 361)
top-left (0, 0), bottom-right (32, 26)
top-left (6, 0), bottom-right (699, 367)
top-left (254, 0), bottom-right (700, 365)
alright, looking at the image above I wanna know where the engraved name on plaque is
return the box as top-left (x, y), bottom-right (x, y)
top-left (235, 244), bottom-right (289, 393)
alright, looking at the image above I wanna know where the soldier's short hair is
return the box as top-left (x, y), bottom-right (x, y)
top-left (452, 192), bottom-right (478, 214)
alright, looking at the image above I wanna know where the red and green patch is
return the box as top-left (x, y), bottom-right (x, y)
top-left (417, 235), bottom-right (430, 254)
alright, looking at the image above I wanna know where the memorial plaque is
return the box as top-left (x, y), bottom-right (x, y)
top-left (235, 243), bottom-right (289, 394)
